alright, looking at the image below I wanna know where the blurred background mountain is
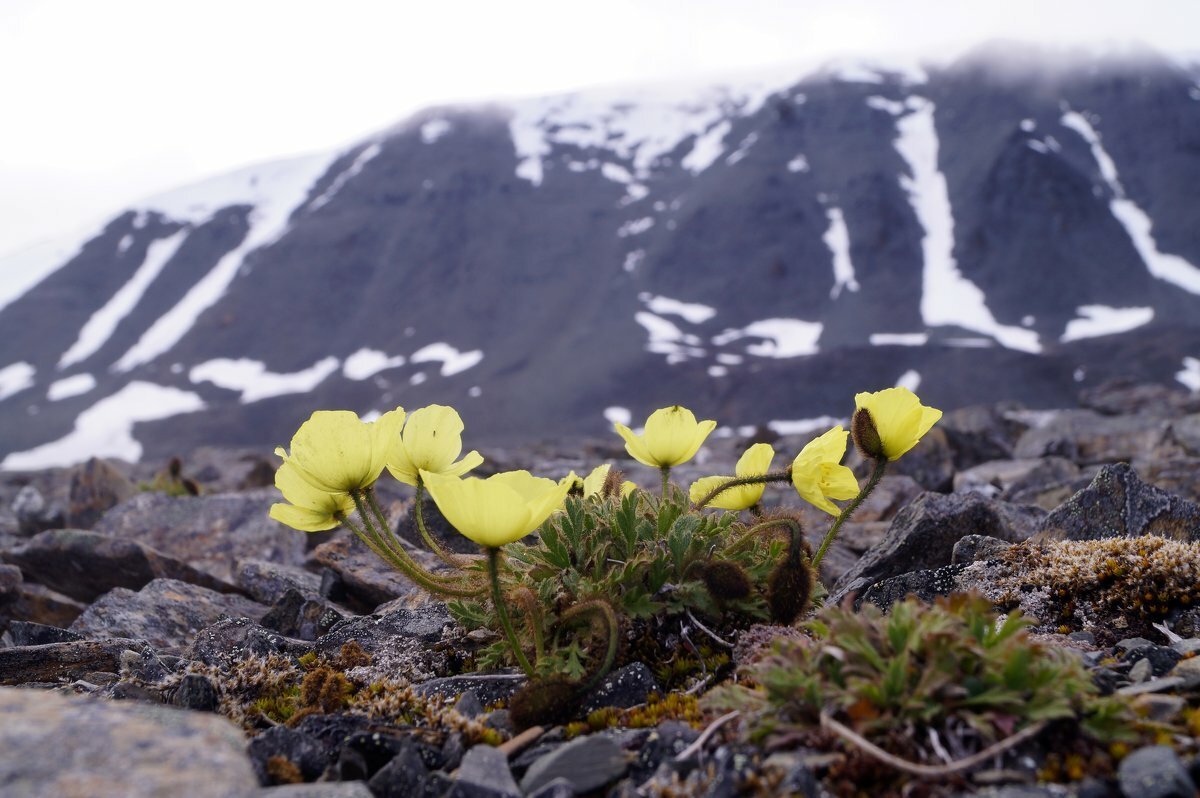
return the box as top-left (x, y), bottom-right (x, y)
top-left (1, 2), bottom-right (1198, 468)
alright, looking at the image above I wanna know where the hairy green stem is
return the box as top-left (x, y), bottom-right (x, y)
top-left (511, 588), bottom-right (546, 666)
top-left (487, 547), bottom-right (535, 677)
top-left (414, 481), bottom-right (467, 568)
top-left (660, 467), bottom-right (670, 501)
top-left (694, 470), bottom-right (793, 509)
top-left (561, 599), bottom-right (620, 690)
top-left (349, 491), bottom-right (482, 598)
top-left (811, 458), bottom-right (888, 571)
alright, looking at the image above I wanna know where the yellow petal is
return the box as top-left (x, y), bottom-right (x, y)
top-left (401, 405), bottom-right (466, 473)
top-left (643, 406), bottom-right (699, 465)
top-left (620, 481), bottom-right (638, 497)
top-left (582, 464), bottom-right (610, 498)
top-left (369, 406), bottom-right (406, 481)
top-left (286, 410), bottom-right (379, 492)
top-left (689, 475), bottom-right (761, 510)
top-left (421, 471), bottom-right (531, 548)
top-left (614, 422), bottom-right (657, 468)
top-left (790, 427), bottom-right (856, 516)
top-left (444, 450), bottom-right (484, 479)
top-left (385, 443), bottom-right (419, 486)
top-left (270, 502), bottom-right (342, 532)
top-left (624, 406), bottom-right (717, 467)
top-left (855, 388), bottom-right (942, 460)
top-left (820, 463), bottom-right (861, 501)
top-left (734, 443), bottom-right (775, 478)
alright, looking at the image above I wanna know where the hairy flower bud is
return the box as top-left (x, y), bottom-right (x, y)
top-left (702, 560), bottom-right (752, 601)
top-left (851, 407), bottom-right (885, 460)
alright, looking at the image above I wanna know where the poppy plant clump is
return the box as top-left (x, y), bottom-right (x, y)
top-left (268, 389), bottom-right (941, 725)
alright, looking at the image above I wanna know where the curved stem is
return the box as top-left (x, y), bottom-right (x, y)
top-left (487, 547), bottom-right (535, 677)
top-left (694, 470), bottom-right (792, 509)
top-left (561, 599), bottom-right (620, 690)
top-left (811, 458), bottom-right (887, 571)
top-left (349, 492), bottom-right (482, 598)
top-left (511, 588), bottom-right (546, 666)
top-left (414, 480), bottom-right (468, 568)
top-left (660, 467), bottom-right (670, 501)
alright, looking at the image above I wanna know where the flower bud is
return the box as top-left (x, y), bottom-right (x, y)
top-left (851, 407), bottom-right (885, 460)
top-left (701, 560), bottom-right (752, 601)
top-left (766, 559), bottom-right (813, 625)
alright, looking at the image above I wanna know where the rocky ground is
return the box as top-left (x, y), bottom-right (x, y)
top-left (0, 378), bottom-right (1198, 797)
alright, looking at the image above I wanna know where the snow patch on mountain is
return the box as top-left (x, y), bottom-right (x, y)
top-left (713, 319), bottom-right (822, 357)
top-left (47, 373), bottom-right (96, 401)
top-left (618, 217), bottom-right (655, 237)
top-left (891, 96), bottom-right (1041, 353)
top-left (410, 343), bottom-right (483, 377)
top-left (635, 312), bottom-right (704, 364)
top-left (895, 369), bottom-right (922, 391)
top-left (189, 356), bottom-right (339, 403)
top-left (1060, 305), bottom-right (1154, 342)
top-left (0, 222), bottom-right (106, 314)
top-left (1177, 357), bottom-right (1200, 392)
top-left (112, 151), bottom-right (341, 372)
top-left (308, 143), bottom-right (383, 212)
top-left (59, 229), bottom-right (189, 369)
top-left (638, 293), bottom-right (716, 323)
top-left (823, 207), bottom-right (859, 299)
top-left (604, 406), bottom-right (632, 427)
top-left (343, 348), bottom-right (406, 380)
top-left (1061, 109), bottom-right (1200, 294)
top-left (420, 119), bottom-right (452, 144)
top-left (1, 381), bottom-right (204, 470)
top-left (0, 362), bottom-right (35, 401)
top-left (786, 154), bottom-right (809, 173)
top-left (871, 332), bottom-right (928, 346)
top-left (507, 68), bottom-right (800, 185)
top-left (767, 415), bottom-right (843, 437)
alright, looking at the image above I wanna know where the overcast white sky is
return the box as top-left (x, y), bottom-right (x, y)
top-left (1, 0), bottom-right (1196, 257)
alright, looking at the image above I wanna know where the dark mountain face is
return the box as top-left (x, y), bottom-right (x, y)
top-left (2, 44), bottom-right (1200, 468)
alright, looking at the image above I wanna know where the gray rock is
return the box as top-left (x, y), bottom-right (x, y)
top-left (171, 673), bottom-right (219, 711)
top-left (0, 562), bottom-right (19, 600)
top-left (5, 621), bottom-right (82, 647)
top-left (526, 778), bottom-right (577, 798)
top-left (415, 673), bottom-right (526, 706)
top-left (367, 738), bottom-right (432, 798)
top-left (1169, 413), bottom-right (1200, 456)
top-left (833, 492), bottom-right (1043, 597)
top-left (70, 578), bottom-right (268, 653)
top-left (1014, 409), bottom-right (1169, 465)
top-left (308, 532), bottom-right (438, 610)
top-left (188, 617), bottom-right (312, 667)
top-left (255, 784), bottom-right (375, 798)
top-left (0, 637), bottom-right (149, 685)
top-left (951, 534), bottom-right (1013, 564)
top-left (3, 528), bottom-right (242, 602)
top-left (1036, 463), bottom-right (1200, 542)
top-left (454, 744), bottom-right (520, 798)
top-left (954, 458), bottom-right (1075, 497)
top-left (1, 581), bottom-right (86, 628)
top-left (859, 563), bottom-right (968, 611)
top-left (0, 685), bottom-right (257, 797)
top-left (248, 724), bottom-right (331, 785)
top-left (261, 588), bottom-right (347, 641)
top-left (66, 457), bottom-right (135, 528)
top-left (1117, 745), bottom-right (1197, 798)
top-left (11, 485), bottom-right (63, 536)
top-left (1080, 378), bottom-right (1200, 418)
top-left (315, 604), bottom-right (455, 683)
top-left (520, 735), bottom-right (628, 795)
top-left (237, 559), bottom-right (325, 605)
top-left (1129, 657), bottom-right (1153, 683)
top-left (850, 428), bottom-right (955, 492)
top-left (94, 490), bottom-right (307, 582)
top-left (939, 403), bottom-right (1027, 468)
top-left (1136, 456), bottom-right (1200, 503)
top-left (582, 662), bottom-right (661, 713)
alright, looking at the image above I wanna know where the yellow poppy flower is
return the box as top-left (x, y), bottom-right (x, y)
top-left (421, 469), bottom-right (574, 548)
top-left (386, 404), bottom-right (484, 486)
top-left (853, 387), bottom-right (943, 461)
top-left (790, 426), bottom-right (860, 516)
top-left (689, 443), bottom-right (775, 510)
top-left (269, 461), bottom-right (356, 532)
top-left (614, 406), bottom-right (717, 468)
top-left (620, 481), bottom-right (638, 497)
top-left (276, 407), bottom-right (405, 494)
top-left (581, 464), bottom-right (610, 497)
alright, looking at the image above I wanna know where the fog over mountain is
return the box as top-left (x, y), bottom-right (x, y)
top-left (2, 43), bottom-right (1199, 468)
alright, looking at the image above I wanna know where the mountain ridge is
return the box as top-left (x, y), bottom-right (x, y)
top-left (2, 43), bottom-right (1199, 468)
